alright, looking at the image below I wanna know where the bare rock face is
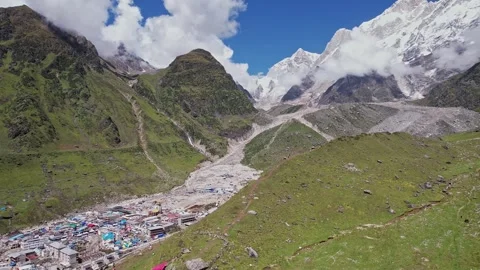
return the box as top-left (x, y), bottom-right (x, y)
top-left (106, 43), bottom-right (156, 75)
top-left (317, 73), bottom-right (405, 105)
top-left (281, 75), bottom-right (315, 102)
top-left (185, 258), bottom-right (209, 270)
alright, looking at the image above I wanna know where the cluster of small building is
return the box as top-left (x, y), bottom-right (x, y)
top-left (0, 199), bottom-right (216, 270)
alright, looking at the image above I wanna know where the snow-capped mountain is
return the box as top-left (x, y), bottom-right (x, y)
top-left (268, 48), bottom-right (320, 78)
top-left (252, 48), bottom-right (320, 107)
top-left (106, 44), bottom-right (157, 75)
top-left (252, 0), bottom-right (480, 108)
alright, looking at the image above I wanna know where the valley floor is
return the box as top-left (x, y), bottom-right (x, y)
top-left (1, 102), bottom-right (479, 269)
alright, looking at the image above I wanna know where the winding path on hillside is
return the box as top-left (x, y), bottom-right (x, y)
top-left (118, 91), bottom-right (168, 178)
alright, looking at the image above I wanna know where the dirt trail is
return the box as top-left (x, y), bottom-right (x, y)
top-left (119, 91), bottom-right (168, 178)
top-left (289, 173), bottom-right (471, 258)
top-left (264, 122), bottom-right (287, 150)
top-left (290, 200), bottom-right (444, 258)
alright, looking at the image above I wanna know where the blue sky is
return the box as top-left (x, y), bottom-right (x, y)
top-left (125, 0), bottom-right (397, 74)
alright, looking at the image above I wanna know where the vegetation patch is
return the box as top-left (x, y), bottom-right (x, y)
top-left (119, 132), bottom-right (480, 269)
top-left (242, 120), bottom-right (326, 171)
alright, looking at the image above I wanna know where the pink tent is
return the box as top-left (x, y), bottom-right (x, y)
top-left (152, 261), bottom-right (169, 270)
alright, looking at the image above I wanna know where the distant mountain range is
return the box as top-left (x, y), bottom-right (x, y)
top-left (252, 0), bottom-right (480, 108)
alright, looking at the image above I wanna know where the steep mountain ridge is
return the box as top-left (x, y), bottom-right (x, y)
top-left (134, 48), bottom-right (257, 156)
top-left (106, 43), bottom-right (157, 75)
top-left (420, 61), bottom-right (480, 112)
top-left (267, 48), bottom-right (320, 78)
top-left (0, 5), bottom-right (255, 232)
top-left (252, 49), bottom-right (320, 106)
top-left (317, 74), bottom-right (406, 105)
top-left (252, 0), bottom-right (480, 107)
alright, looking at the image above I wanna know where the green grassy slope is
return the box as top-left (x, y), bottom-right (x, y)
top-left (267, 104), bottom-right (304, 117)
top-left (0, 6), bottom-right (205, 232)
top-left (119, 131), bottom-right (480, 270)
top-left (242, 120), bottom-right (326, 171)
top-left (134, 49), bottom-right (257, 156)
top-left (420, 62), bottom-right (480, 112)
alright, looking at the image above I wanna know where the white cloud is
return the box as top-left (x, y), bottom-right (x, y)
top-left (1, 0), bottom-right (115, 54)
top-left (0, 0), bottom-right (255, 87)
top-left (315, 27), bottom-right (418, 82)
top-left (434, 27), bottom-right (480, 71)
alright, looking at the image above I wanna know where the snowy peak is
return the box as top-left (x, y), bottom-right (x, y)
top-left (315, 28), bottom-right (352, 66)
top-left (107, 43), bottom-right (157, 75)
top-left (251, 0), bottom-right (480, 108)
top-left (267, 48), bottom-right (320, 78)
top-left (389, 0), bottom-right (428, 13)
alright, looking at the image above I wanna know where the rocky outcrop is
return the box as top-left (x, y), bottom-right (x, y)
top-left (281, 76), bottom-right (315, 102)
top-left (317, 74), bottom-right (405, 105)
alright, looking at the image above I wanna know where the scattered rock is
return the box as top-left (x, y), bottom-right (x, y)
top-left (344, 163), bottom-right (360, 172)
top-left (424, 155), bottom-right (430, 159)
top-left (337, 206), bottom-right (345, 213)
top-left (377, 160), bottom-right (383, 164)
top-left (185, 258), bottom-right (209, 270)
top-left (388, 208), bottom-right (396, 214)
top-left (182, 248), bottom-right (191, 254)
top-left (246, 247), bottom-right (258, 258)
top-left (247, 210), bottom-right (257, 215)
top-left (394, 175), bottom-right (399, 180)
top-left (364, 190), bottom-right (373, 195)
top-left (437, 175), bottom-right (446, 183)
top-left (424, 182), bottom-right (433, 189)
top-left (301, 183), bottom-right (308, 188)
top-left (254, 197), bottom-right (259, 200)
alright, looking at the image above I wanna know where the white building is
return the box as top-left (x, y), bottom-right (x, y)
top-left (59, 247), bottom-right (78, 267)
top-left (21, 238), bottom-right (44, 250)
top-left (18, 265), bottom-right (37, 270)
top-left (45, 242), bottom-right (66, 259)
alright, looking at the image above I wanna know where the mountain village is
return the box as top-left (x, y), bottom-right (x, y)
top-left (0, 0), bottom-right (479, 269)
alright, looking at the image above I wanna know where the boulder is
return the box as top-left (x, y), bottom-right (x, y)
top-left (185, 258), bottom-right (209, 270)
top-left (437, 175), bottom-right (446, 183)
top-left (246, 247), bottom-right (258, 258)
top-left (424, 182), bottom-right (433, 189)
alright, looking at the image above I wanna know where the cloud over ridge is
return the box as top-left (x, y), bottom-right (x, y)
top-left (0, 0), bottom-right (254, 87)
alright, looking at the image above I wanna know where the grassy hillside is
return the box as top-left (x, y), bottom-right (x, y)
top-left (134, 49), bottom-right (257, 156)
top-left (420, 62), bottom-right (480, 112)
top-left (267, 104), bottom-right (304, 117)
top-left (242, 120), bottom-right (326, 171)
top-left (0, 6), bottom-right (205, 232)
top-left (119, 131), bottom-right (480, 269)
